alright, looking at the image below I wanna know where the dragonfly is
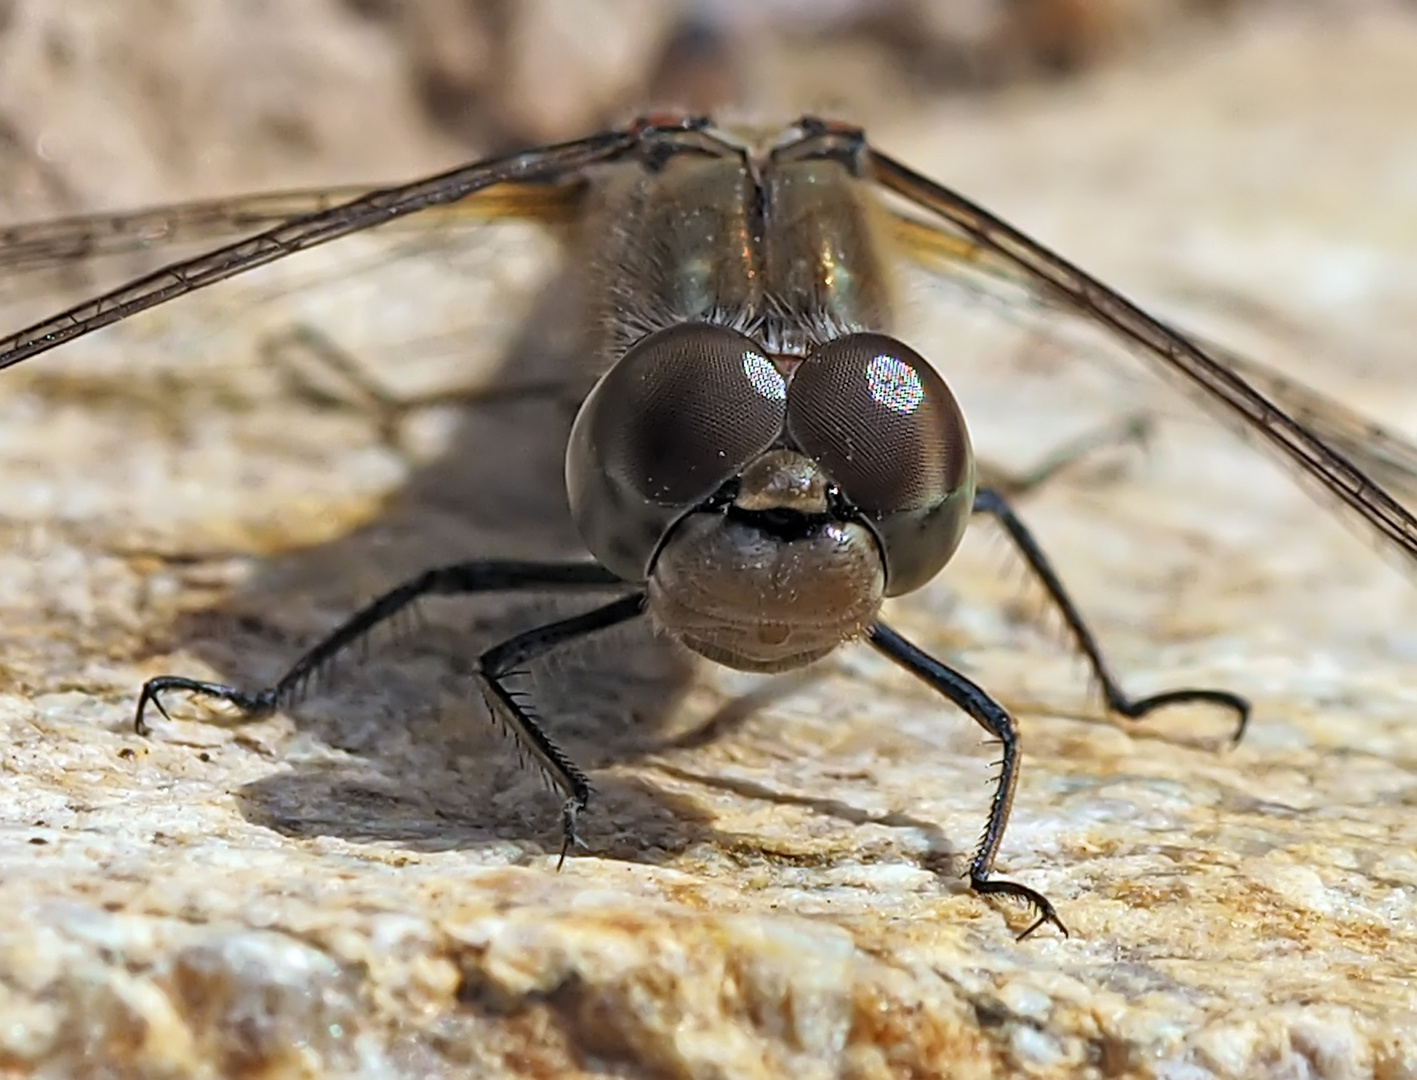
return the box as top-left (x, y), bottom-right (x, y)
top-left (1, 114), bottom-right (1414, 939)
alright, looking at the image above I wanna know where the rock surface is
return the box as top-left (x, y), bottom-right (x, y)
top-left (0, 3), bottom-right (1416, 1077)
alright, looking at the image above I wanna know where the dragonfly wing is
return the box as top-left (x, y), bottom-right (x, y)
top-left (871, 139), bottom-right (1417, 562)
top-left (0, 179), bottom-right (591, 414)
top-left (0, 182), bottom-right (577, 279)
top-left (0, 124), bottom-right (662, 371)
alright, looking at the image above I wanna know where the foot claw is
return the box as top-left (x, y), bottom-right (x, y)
top-left (1116, 687), bottom-right (1251, 745)
top-left (555, 797), bottom-right (587, 870)
top-left (971, 873), bottom-right (1068, 940)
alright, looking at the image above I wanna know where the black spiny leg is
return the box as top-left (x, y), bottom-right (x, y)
top-left (868, 622), bottom-right (1066, 940)
top-left (973, 487), bottom-right (1251, 743)
top-left (136, 559), bottom-right (647, 863)
top-left (473, 592), bottom-right (649, 863)
top-left (977, 413), bottom-right (1152, 499)
top-left (261, 322), bottom-right (594, 456)
top-left (135, 559), bottom-right (627, 735)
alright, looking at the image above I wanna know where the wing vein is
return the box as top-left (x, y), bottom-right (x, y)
top-left (870, 147), bottom-right (1417, 562)
top-left (0, 127), bottom-right (637, 371)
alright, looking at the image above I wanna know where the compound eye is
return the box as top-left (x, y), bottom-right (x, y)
top-left (566, 323), bottom-right (787, 580)
top-left (786, 332), bottom-right (975, 594)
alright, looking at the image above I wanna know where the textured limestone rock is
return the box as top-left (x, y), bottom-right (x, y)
top-left (0, 3), bottom-right (1415, 1077)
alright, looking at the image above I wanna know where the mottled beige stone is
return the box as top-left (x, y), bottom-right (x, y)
top-left (0, 3), bottom-right (1415, 1078)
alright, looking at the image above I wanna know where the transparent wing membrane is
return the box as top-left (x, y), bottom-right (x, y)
top-left (0, 124), bottom-right (640, 370)
top-left (0, 181), bottom-right (589, 422)
top-left (0, 182), bottom-right (576, 278)
top-left (876, 142), bottom-right (1417, 550)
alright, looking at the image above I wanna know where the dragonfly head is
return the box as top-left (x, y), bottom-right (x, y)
top-left (566, 323), bottom-right (975, 672)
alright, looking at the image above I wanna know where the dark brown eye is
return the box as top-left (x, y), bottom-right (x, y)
top-left (786, 332), bottom-right (975, 595)
top-left (566, 323), bottom-right (787, 581)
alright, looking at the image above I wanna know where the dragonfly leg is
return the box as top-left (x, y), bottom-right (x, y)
top-left (868, 622), bottom-right (1067, 940)
top-left (135, 560), bottom-right (643, 862)
top-left (976, 413), bottom-right (1153, 499)
top-left (135, 558), bottom-right (627, 733)
top-left (260, 323), bottom-right (589, 454)
top-left (474, 592), bottom-right (648, 862)
top-left (972, 487), bottom-right (1251, 742)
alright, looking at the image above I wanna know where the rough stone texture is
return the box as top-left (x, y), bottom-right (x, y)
top-left (0, 2), bottom-right (1416, 1077)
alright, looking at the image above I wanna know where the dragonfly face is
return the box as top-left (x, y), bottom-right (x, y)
top-left (567, 323), bottom-right (975, 672)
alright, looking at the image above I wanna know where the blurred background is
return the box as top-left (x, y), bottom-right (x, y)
top-left (0, 0), bottom-right (1373, 217)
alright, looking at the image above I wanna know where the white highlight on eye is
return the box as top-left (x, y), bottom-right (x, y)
top-left (743, 350), bottom-right (787, 400)
top-left (866, 353), bottom-right (922, 414)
